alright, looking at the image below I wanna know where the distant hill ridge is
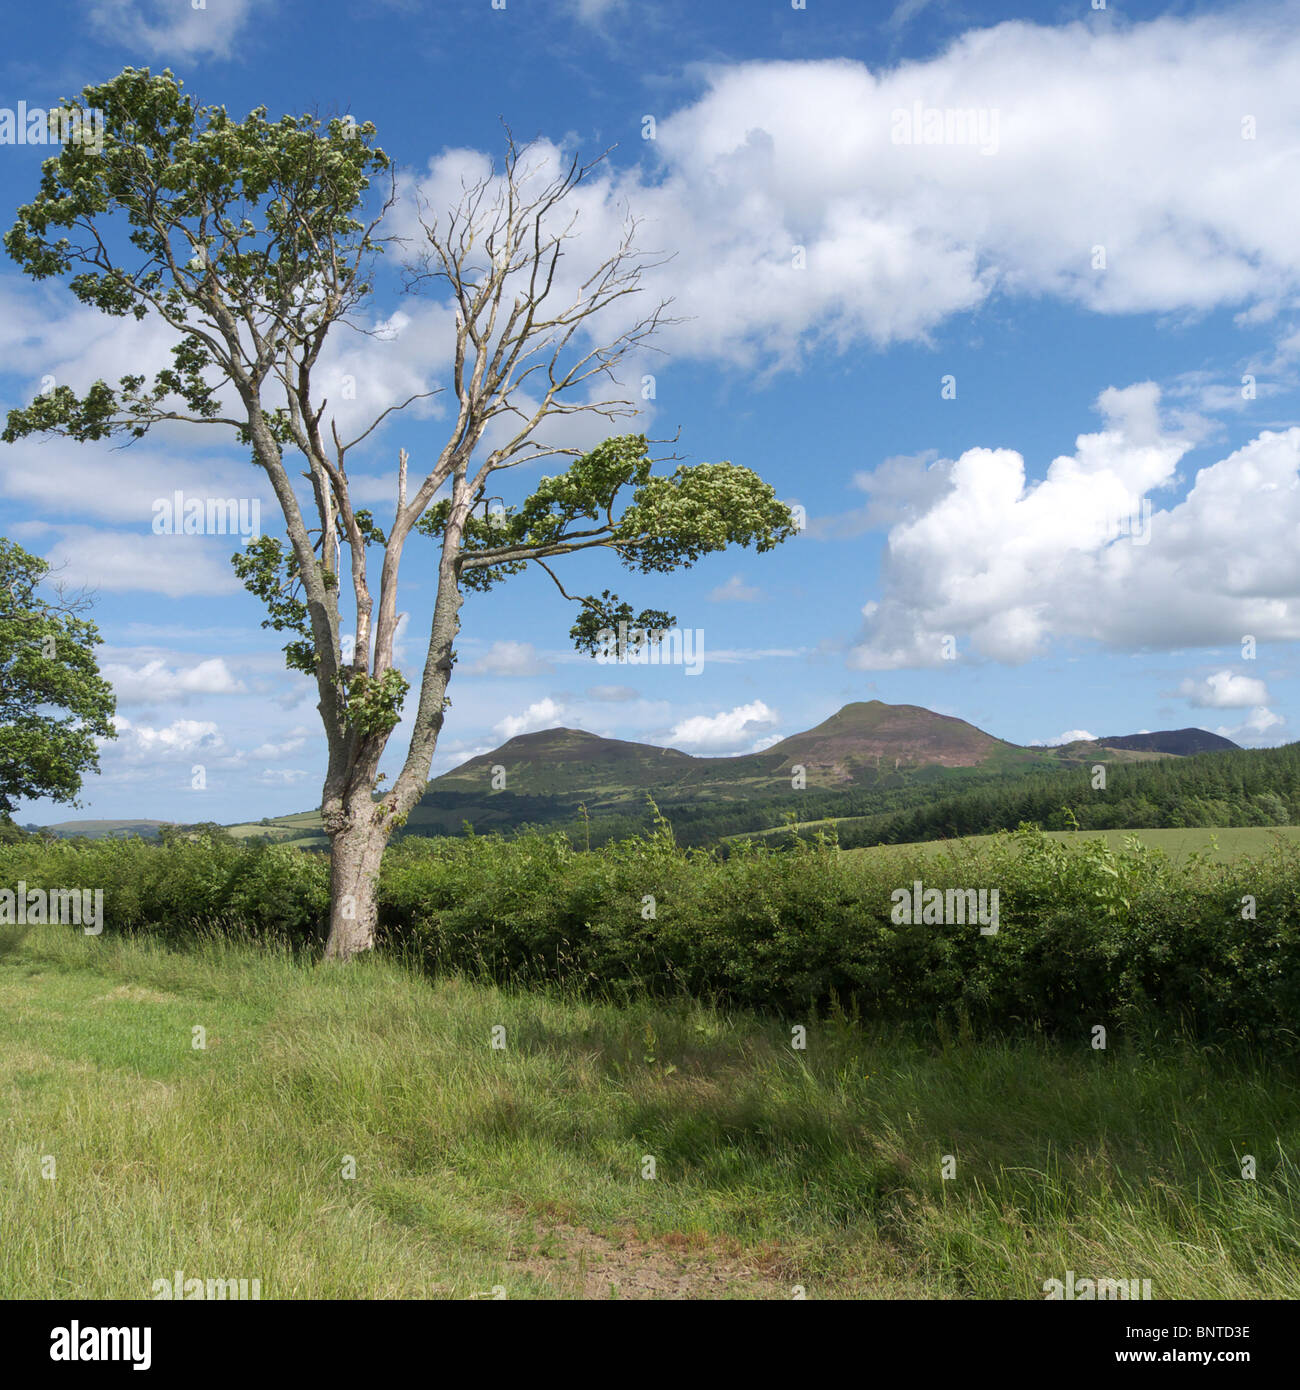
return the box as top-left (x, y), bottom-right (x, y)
top-left (434, 701), bottom-right (1039, 799)
top-left (38, 703), bottom-right (1243, 842)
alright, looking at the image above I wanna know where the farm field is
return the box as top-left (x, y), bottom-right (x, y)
top-left (845, 826), bottom-right (1300, 867)
top-left (2, 927), bottom-right (1298, 1300)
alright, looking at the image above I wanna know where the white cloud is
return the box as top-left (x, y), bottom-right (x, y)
top-left (748, 733), bottom-right (784, 753)
top-left (810, 451), bottom-right (954, 539)
top-left (848, 385), bottom-right (1300, 667)
top-left (1216, 707), bottom-right (1286, 745)
top-left (466, 640), bottom-right (554, 676)
top-left (12, 10), bottom-right (1300, 482)
top-left (666, 700), bottom-right (777, 751)
top-left (102, 657), bottom-right (246, 705)
top-left (399, 13), bottom-right (1300, 368)
top-left (105, 717), bottom-right (226, 761)
top-left (709, 574), bottom-right (761, 602)
top-left (89, 0), bottom-right (265, 60)
top-left (249, 732), bottom-right (310, 761)
top-left (1178, 670), bottom-right (1271, 709)
top-left (1030, 729), bottom-right (1097, 747)
top-left (0, 276), bottom-right (446, 536)
top-left (21, 525), bottom-right (242, 598)
top-left (495, 697), bottom-right (568, 740)
top-left (0, 434), bottom-right (271, 528)
top-left (253, 768), bottom-right (312, 786)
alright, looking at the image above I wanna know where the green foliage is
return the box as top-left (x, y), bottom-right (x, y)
top-left (418, 433), bottom-right (797, 654)
top-left (230, 535), bottom-right (317, 672)
top-left (380, 826), bottom-right (1300, 1044)
top-left (8, 823), bottom-right (1300, 1048)
top-left (567, 591), bottom-right (673, 658)
top-left (0, 832), bottom-right (329, 940)
top-left (0, 537), bottom-right (116, 814)
top-left (1, 66), bottom-right (393, 693)
top-left (159, 821), bottom-right (237, 846)
top-left (343, 667), bottom-right (409, 738)
top-left (3, 67), bottom-right (389, 445)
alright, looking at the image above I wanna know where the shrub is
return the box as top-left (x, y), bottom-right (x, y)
top-left (4, 825), bottom-right (1299, 1045)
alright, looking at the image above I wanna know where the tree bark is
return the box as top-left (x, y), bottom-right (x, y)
top-left (323, 817), bottom-right (389, 960)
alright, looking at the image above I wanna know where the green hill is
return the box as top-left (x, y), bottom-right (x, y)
top-left (223, 701), bottom-right (1242, 849)
top-left (38, 819), bottom-right (168, 841)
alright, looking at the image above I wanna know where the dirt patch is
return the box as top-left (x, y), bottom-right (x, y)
top-left (507, 1221), bottom-right (799, 1300)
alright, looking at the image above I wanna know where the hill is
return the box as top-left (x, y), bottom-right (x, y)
top-left (391, 700), bottom-right (1060, 842)
top-left (226, 701), bottom-right (1244, 849)
top-left (814, 740), bottom-right (1300, 851)
top-left (755, 701), bottom-right (1033, 778)
top-left (1095, 729), bottom-right (1241, 756)
top-left (38, 819), bottom-right (168, 840)
top-left (434, 702), bottom-right (1041, 801)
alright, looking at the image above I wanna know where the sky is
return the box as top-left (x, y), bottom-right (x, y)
top-left (3, 0), bottom-right (1300, 826)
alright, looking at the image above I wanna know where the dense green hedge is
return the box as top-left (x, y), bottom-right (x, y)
top-left (3, 826), bottom-right (1299, 1045)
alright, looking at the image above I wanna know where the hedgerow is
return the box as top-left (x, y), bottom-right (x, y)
top-left (3, 824), bottom-right (1297, 1045)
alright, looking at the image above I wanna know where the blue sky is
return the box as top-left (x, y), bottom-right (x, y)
top-left (4, 0), bottom-right (1300, 825)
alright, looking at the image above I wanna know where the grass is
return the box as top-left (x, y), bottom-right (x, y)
top-left (840, 825), bottom-right (1300, 866)
top-left (2, 926), bottom-right (1298, 1300)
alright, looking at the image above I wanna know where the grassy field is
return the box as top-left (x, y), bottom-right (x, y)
top-left (226, 821), bottom-right (1300, 862)
top-left (3, 926), bottom-right (1298, 1300)
top-left (839, 825), bottom-right (1300, 866)
top-left (225, 812), bottom-right (325, 847)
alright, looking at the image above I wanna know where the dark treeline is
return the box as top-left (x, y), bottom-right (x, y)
top-left (827, 742), bottom-right (1300, 849)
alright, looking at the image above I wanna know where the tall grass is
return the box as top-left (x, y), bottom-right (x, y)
top-left (2, 929), bottom-right (1298, 1299)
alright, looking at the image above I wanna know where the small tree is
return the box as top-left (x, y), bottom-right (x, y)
top-left (4, 70), bottom-right (797, 959)
top-left (0, 537), bottom-right (116, 821)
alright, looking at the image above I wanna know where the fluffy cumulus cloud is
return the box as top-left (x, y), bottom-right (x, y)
top-left (666, 700), bottom-right (778, 752)
top-left (385, 13), bottom-right (1300, 370)
top-left (101, 657), bottom-right (246, 705)
top-left (1031, 729), bottom-right (1098, 747)
top-left (350, 11), bottom-right (1293, 402)
top-left (495, 697), bottom-right (569, 740)
top-left (848, 384), bottom-right (1300, 667)
top-left (105, 717), bottom-right (226, 761)
top-left (1179, 670), bottom-right (1272, 709)
top-left (9, 12), bottom-right (1300, 476)
top-left (655, 14), bottom-right (1300, 361)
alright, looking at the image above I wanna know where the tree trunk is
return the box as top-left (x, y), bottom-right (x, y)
top-left (323, 819), bottom-right (389, 961)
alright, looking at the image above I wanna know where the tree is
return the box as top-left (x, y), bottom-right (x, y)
top-left (0, 537), bottom-right (116, 821)
top-left (4, 69), bottom-right (797, 959)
